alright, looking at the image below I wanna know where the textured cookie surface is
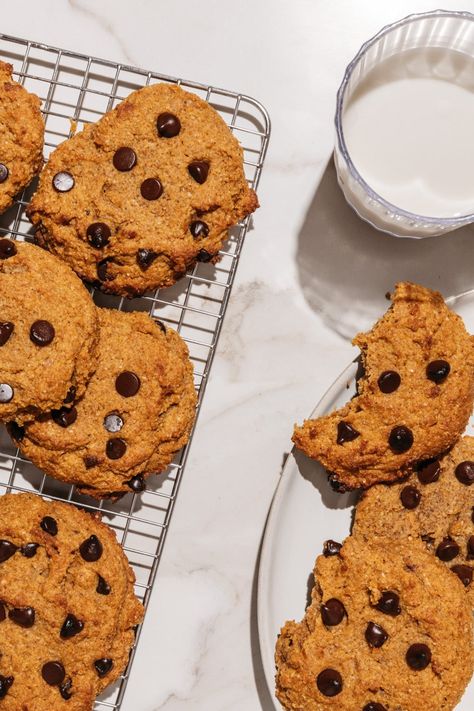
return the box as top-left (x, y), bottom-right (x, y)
top-left (275, 535), bottom-right (473, 711)
top-left (293, 282), bottom-right (474, 489)
top-left (0, 492), bottom-right (143, 710)
top-left (0, 239), bottom-right (98, 424)
top-left (12, 308), bottom-right (197, 497)
top-left (27, 82), bottom-right (257, 296)
top-left (354, 435), bottom-right (474, 605)
top-left (0, 61), bottom-right (44, 214)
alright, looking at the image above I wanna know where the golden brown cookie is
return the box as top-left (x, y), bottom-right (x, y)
top-left (0, 492), bottom-right (143, 710)
top-left (0, 239), bottom-right (98, 424)
top-left (354, 435), bottom-right (474, 605)
top-left (0, 61), bottom-right (44, 213)
top-left (10, 308), bottom-right (197, 498)
top-left (275, 535), bottom-right (473, 711)
top-left (293, 282), bottom-right (474, 490)
top-left (27, 82), bottom-right (257, 296)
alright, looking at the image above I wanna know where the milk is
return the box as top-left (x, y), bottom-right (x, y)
top-left (342, 47), bottom-right (474, 219)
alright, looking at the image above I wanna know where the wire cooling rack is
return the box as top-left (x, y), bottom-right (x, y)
top-left (0, 33), bottom-right (270, 710)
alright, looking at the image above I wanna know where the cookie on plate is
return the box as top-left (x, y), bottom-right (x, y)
top-left (0, 239), bottom-right (98, 424)
top-left (27, 82), bottom-right (258, 296)
top-left (10, 308), bottom-right (197, 498)
top-left (354, 435), bottom-right (474, 604)
top-left (0, 492), bottom-right (143, 710)
top-left (275, 535), bottom-right (473, 711)
top-left (293, 282), bottom-right (474, 490)
top-left (0, 61), bottom-right (44, 213)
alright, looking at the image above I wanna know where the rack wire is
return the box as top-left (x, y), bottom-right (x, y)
top-left (0, 34), bottom-right (270, 710)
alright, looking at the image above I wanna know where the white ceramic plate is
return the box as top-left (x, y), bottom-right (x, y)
top-left (257, 291), bottom-right (474, 711)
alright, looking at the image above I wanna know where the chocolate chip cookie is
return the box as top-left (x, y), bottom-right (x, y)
top-left (354, 435), bottom-right (474, 605)
top-left (11, 308), bottom-right (197, 498)
top-left (0, 492), bottom-right (143, 710)
top-left (0, 61), bottom-right (44, 213)
top-left (27, 82), bottom-right (258, 296)
top-left (0, 239), bottom-right (98, 424)
top-left (293, 282), bottom-right (474, 489)
top-left (275, 535), bottom-right (473, 711)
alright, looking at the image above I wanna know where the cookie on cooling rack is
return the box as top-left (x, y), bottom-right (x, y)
top-left (0, 239), bottom-right (98, 424)
top-left (27, 82), bottom-right (258, 296)
top-left (275, 535), bottom-right (473, 711)
top-left (0, 61), bottom-right (44, 213)
top-left (10, 308), bottom-right (197, 498)
top-left (0, 492), bottom-right (143, 710)
top-left (353, 435), bottom-right (474, 605)
top-left (293, 282), bottom-right (474, 490)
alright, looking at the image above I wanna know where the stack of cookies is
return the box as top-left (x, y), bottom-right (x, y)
top-left (276, 283), bottom-right (474, 710)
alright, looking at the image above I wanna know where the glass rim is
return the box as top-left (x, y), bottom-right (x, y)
top-left (335, 8), bottom-right (474, 226)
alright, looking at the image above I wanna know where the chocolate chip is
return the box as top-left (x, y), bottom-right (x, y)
top-left (327, 474), bottom-right (349, 493)
top-left (197, 249), bottom-right (213, 262)
top-left (365, 622), bottom-right (388, 648)
top-left (400, 485), bottom-right (421, 510)
top-left (63, 386), bottom-right (76, 404)
top-left (188, 161), bottom-right (209, 184)
top-left (136, 248), bottom-right (158, 270)
top-left (388, 425), bottom-right (413, 453)
top-left (455, 461), bottom-right (474, 485)
top-left (0, 239), bottom-right (16, 259)
top-left (375, 591), bottom-right (401, 616)
top-left (21, 543), bottom-right (38, 558)
top-left (113, 146), bottom-right (137, 171)
top-left (417, 459), bottom-right (440, 484)
top-left (96, 575), bottom-right (111, 595)
top-left (321, 598), bottom-right (346, 626)
top-left (378, 370), bottom-right (401, 393)
top-left (59, 677), bottom-right (73, 700)
top-left (337, 421), bottom-right (360, 445)
top-left (316, 668), bottom-right (342, 697)
top-left (323, 540), bottom-right (341, 557)
top-left (60, 613), bottom-right (84, 639)
top-left (30, 320), bottom-right (55, 346)
top-left (84, 455), bottom-right (99, 469)
top-left (53, 172), bottom-right (74, 192)
top-left (127, 474), bottom-right (146, 493)
top-left (9, 606), bottom-right (35, 627)
top-left (0, 540), bottom-right (17, 563)
top-left (0, 384), bottom-right (13, 403)
top-left (94, 658), bottom-right (113, 678)
top-left (79, 535), bottom-right (103, 562)
top-left (452, 564), bottom-right (473, 586)
top-left (156, 320), bottom-right (166, 334)
top-left (156, 112), bottom-right (181, 138)
top-left (467, 536), bottom-right (474, 560)
top-left (190, 220), bottom-right (209, 239)
top-left (52, 406), bottom-right (77, 428)
top-left (406, 643), bottom-right (431, 670)
top-left (0, 164), bottom-right (9, 183)
top-left (426, 359), bottom-right (450, 383)
top-left (87, 222), bottom-right (111, 249)
top-left (141, 178), bottom-right (163, 200)
top-left (8, 421), bottom-right (24, 442)
top-left (42, 661), bottom-right (65, 685)
top-left (0, 675), bottom-right (13, 699)
top-left (104, 413), bottom-right (124, 433)
top-left (97, 258), bottom-right (114, 282)
top-left (363, 703), bottom-right (387, 711)
top-left (40, 517), bottom-right (58, 536)
top-left (0, 322), bottom-right (13, 346)
top-left (115, 371), bottom-right (140, 397)
top-left (106, 437), bottom-right (127, 460)
top-left (436, 537), bottom-right (460, 562)
top-left (0, 602), bottom-right (5, 622)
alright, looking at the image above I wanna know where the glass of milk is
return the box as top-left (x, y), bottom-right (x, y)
top-left (334, 10), bottom-right (474, 238)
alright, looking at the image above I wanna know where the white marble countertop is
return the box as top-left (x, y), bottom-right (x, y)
top-left (4, 1), bottom-right (474, 708)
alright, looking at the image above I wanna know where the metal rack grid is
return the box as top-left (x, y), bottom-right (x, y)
top-left (0, 34), bottom-right (270, 710)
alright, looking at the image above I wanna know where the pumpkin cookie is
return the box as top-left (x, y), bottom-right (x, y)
top-left (27, 82), bottom-right (257, 296)
top-left (293, 282), bottom-right (474, 489)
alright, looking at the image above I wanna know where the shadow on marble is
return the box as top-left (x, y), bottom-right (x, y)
top-left (295, 449), bottom-right (357, 510)
top-left (296, 156), bottom-right (474, 339)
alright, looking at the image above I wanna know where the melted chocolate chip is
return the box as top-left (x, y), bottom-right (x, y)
top-left (436, 537), bottom-right (460, 562)
top-left (452, 564), bottom-right (473, 587)
top-left (417, 459), bottom-right (441, 484)
top-left (337, 421), bottom-right (360, 445)
top-left (400, 485), bottom-right (421, 510)
top-left (30, 320), bottom-right (55, 346)
top-left (197, 249), bottom-right (213, 262)
top-left (406, 643), bottom-right (431, 670)
top-left (363, 703), bottom-right (387, 711)
top-left (321, 599), bottom-right (346, 626)
top-left (84, 455), bottom-right (99, 469)
top-left (426, 359), bottom-right (450, 383)
top-left (375, 591), bottom-right (401, 616)
top-left (63, 386), bottom-right (76, 405)
top-left (127, 474), bottom-right (146, 493)
top-left (0, 239), bottom-right (16, 259)
top-left (8, 421), bottom-right (24, 442)
top-left (365, 622), bottom-right (388, 648)
top-left (0, 675), bottom-right (13, 699)
top-left (467, 536), bottom-right (474, 560)
top-left (323, 540), bottom-right (342, 557)
top-left (60, 677), bottom-right (73, 700)
top-left (87, 222), bottom-right (111, 249)
top-left (0, 540), bottom-right (17, 563)
top-left (156, 320), bottom-right (166, 334)
top-left (156, 112), bottom-right (181, 138)
top-left (113, 146), bottom-right (137, 171)
top-left (378, 370), bottom-right (401, 393)
top-left (188, 161), bottom-right (209, 184)
top-left (0, 384), bottom-right (13, 403)
top-left (0, 602), bottom-right (5, 622)
top-left (42, 661), bottom-right (65, 686)
top-left (388, 425), bottom-right (413, 453)
top-left (94, 658), bottom-right (113, 678)
top-left (316, 668), bottom-right (343, 697)
top-left (140, 178), bottom-right (163, 200)
top-left (0, 164), bottom-right (9, 183)
top-left (79, 535), bottom-right (103, 562)
top-left (106, 437), bottom-right (127, 460)
top-left (21, 543), bottom-right (38, 558)
top-left (96, 575), bottom-right (111, 595)
top-left (190, 220), bottom-right (209, 239)
top-left (40, 517), bottom-right (58, 536)
top-left (115, 371), bottom-right (140, 397)
top-left (455, 461), bottom-right (474, 485)
top-left (97, 258), bottom-right (114, 282)
top-left (60, 613), bottom-right (84, 639)
top-left (0, 322), bottom-right (13, 346)
top-left (53, 172), bottom-right (74, 192)
top-left (327, 474), bottom-right (349, 493)
top-left (9, 606), bottom-right (35, 628)
top-left (104, 413), bottom-right (124, 433)
top-left (51, 406), bottom-right (77, 428)
top-left (136, 248), bottom-right (158, 270)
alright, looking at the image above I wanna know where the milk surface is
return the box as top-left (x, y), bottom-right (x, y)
top-left (342, 48), bottom-right (474, 218)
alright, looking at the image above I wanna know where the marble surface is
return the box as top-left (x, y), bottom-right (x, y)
top-left (4, 1), bottom-right (474, 708)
